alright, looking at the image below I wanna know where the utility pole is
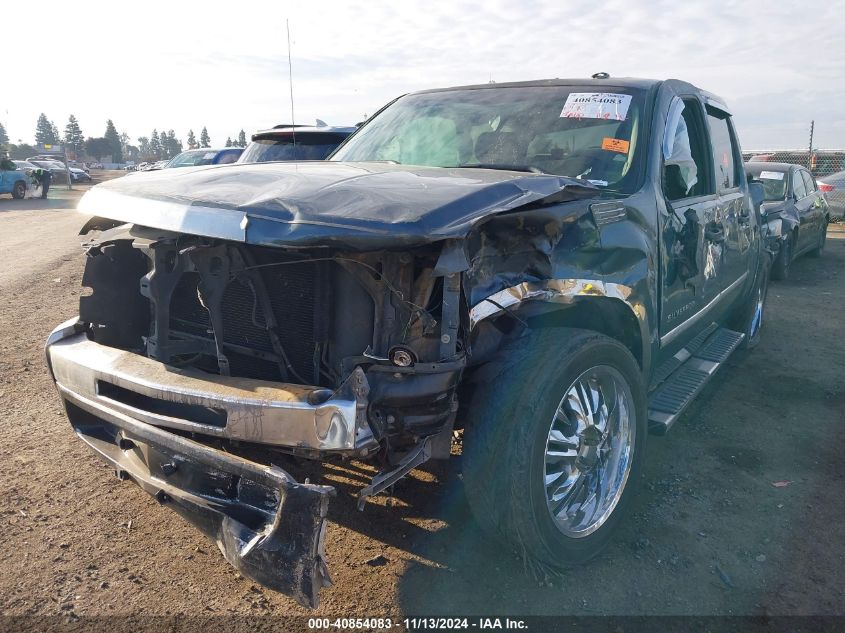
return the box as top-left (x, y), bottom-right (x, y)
top-left (807, 120), bottom-right (814, 171)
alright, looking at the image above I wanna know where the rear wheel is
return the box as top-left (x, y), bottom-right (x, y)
top-left (11, 181), bottom-right (25, 199)
top-left (770, 235), bottom-right (792, 280)
top-left (462, 328), bottom-right (647, 567)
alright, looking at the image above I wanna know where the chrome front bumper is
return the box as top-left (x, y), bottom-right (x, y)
top-left (46, 319), bottom-right (374, 454)
top-left (45, 319), bottom-right (343, 607)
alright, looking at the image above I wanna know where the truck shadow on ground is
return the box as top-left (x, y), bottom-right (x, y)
top-left (291, 451), bottom-right (660, 615)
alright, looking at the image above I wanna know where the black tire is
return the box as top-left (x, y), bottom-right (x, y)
top-left (770, 235), bottom-right (791, 280)
top-left (11, 181), bottom-right (26, 199)
top-left (808, 219), bottom-right (828, 257)
top-left (462, 327), bottom-right (647, 567)
top-left (730, 263), bottom-right (769, 350)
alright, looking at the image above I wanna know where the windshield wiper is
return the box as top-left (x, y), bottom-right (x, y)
top-left (457, 163), bottom-right (549, 174)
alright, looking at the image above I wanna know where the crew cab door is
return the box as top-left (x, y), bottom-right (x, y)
top-left (658, 95), bottom-right (721, 346)
top-left (704, 103), bottom-right (753, 296)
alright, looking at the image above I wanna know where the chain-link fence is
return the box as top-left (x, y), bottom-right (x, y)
top-left (743, 149), bottom-right (845, 216)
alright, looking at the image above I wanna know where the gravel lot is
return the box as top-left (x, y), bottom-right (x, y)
top-left (1, 177), bottom-right (843, 628)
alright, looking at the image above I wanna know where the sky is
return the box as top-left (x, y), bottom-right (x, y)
top-left (3, 0), bottom-right (844, 150)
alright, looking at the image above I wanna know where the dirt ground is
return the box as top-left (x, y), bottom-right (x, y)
top-left (1, 176), bottom-right (843, 628)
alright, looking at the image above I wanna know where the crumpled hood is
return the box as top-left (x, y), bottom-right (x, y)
top-left (78, 161), bottom-right (599, 248)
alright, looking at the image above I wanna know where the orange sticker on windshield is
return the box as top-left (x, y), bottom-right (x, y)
top-left (602, 138), bottom-right (630, 153)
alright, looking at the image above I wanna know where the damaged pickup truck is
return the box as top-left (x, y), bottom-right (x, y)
top-left (46, 76), bottom-right (769, 607)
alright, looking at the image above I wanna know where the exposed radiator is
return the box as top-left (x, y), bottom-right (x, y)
top-left (167, 256), bottom-right (330, 385)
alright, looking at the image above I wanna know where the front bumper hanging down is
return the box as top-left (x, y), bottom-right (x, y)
top-left (46, 320), bottom-right (337, 608)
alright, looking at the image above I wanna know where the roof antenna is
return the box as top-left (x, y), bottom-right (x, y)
top-left (286, 19), bottom-right (296, 150)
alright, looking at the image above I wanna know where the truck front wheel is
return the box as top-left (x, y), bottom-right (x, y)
top-left (462, 328), bottom-right (647, 567)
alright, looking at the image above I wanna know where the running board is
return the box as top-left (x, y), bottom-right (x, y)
top-left (648, 328), bottom-right (745, 434)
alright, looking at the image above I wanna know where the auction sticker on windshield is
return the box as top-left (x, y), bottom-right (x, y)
top-left (561, 93), bottom-right (632, 120)
top-left (760, 171), bottom-right (785, 180)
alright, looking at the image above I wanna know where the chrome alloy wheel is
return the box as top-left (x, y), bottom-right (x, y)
top-left (543, 366), bottom-right (635, 537)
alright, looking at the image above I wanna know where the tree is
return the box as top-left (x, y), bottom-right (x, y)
top-left (126, 143), bottom-right (140, 162)
top-left (199, 126), bottom-right (210, 148)
top-left (8, 143), bottom-right (36, 160)
top-left (35, 113), bottom-right (58, 145)
top-left (104, 119), bottom-right (122, 163)
top-left (149, 130), bottom-right (161, 159)
top-left (155, 129), bottom-right (165, 158)
top-left (186, 129), bottom-right (197, 150)
top-left (160, 130), bottom-right (170, 159)
top-left (225, 137), bottom-right (232, 147)
top-left (118, 131), bottom-right (139, 163)
top-left (63, 115), bottom-right (85, 156)
top-left (237, 129), bottom-right (247, 148)
top-left (0, 122), bottom-right (9, 150)
top-left (137, 136), bottom-right (150, 158)
top-left (119, 132), bottom-right (132, 160)
top-left (85, 137), bottom-right (112, 161)
top-left (166, 130), bottom-right (181, 158)
top-left (161, 129), bottom-right (177, 159)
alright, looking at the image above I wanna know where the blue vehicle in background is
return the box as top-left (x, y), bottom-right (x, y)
top-left (0, 158), bottom-right (29, 199)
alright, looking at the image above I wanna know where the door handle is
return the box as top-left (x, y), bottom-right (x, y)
top-left (705, 223), bottom-right (726, 243)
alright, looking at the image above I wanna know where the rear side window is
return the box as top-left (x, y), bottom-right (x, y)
top-left (793, 170), bottom-right (808, 199)
top-left (706, 106), bottom-right (740, 191)
top-left (801, 170), bottom-right (816, 194)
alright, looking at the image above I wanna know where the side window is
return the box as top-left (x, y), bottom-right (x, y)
top-left (792, 170), bottom-right (807, 199)
top-left (792, 169), bottom-right (807, 200)
top-left (801, 170), bottom-right (816, 195)
top-left (663, 98), bottom-right (710, 201)
top-left (706, 106), bottom-right (740, 190)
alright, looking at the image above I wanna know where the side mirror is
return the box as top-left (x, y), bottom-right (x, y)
top-left (748, 181), bottom-right (764, 212)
